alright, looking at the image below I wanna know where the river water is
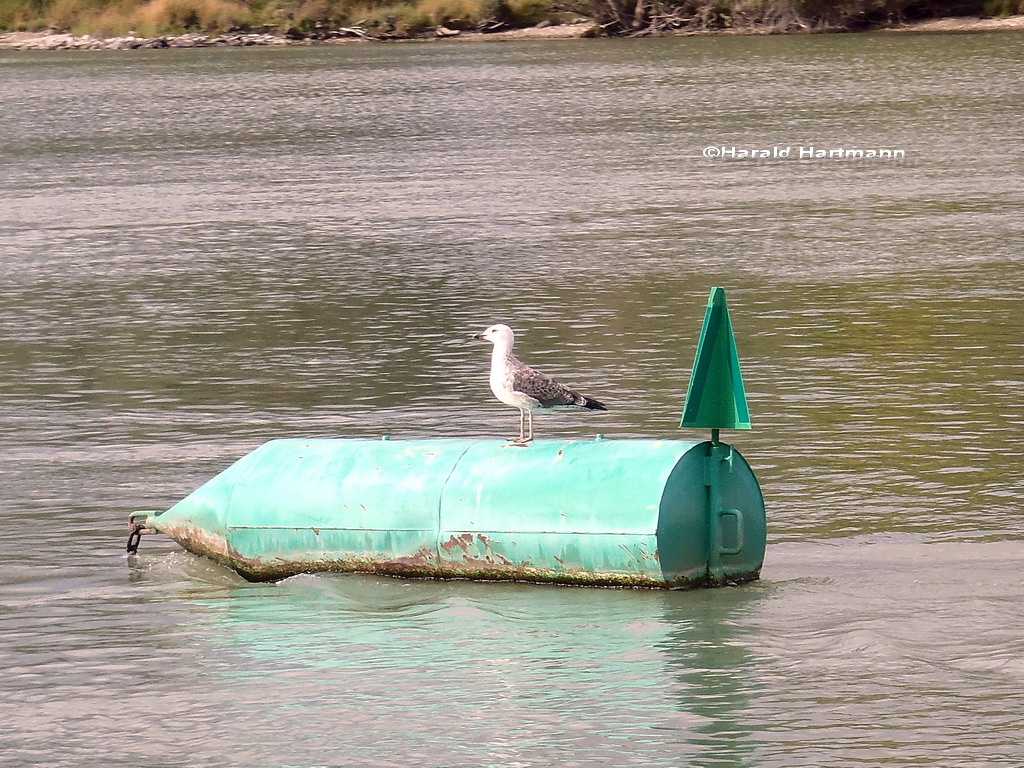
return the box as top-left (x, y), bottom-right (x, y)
top-left (1, 31), bottom-right (1023, 767)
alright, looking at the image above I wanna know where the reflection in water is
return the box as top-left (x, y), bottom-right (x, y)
top-left (165, 572), bottom-right (766, 767)
top-left (658, 589), bottom-right (765, 768)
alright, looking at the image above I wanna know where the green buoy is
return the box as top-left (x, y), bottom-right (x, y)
top-left (127, 287), bottom-right (766, 589)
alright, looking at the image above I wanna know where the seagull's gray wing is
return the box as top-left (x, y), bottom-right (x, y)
top-left (509, 363), bottom-right (582, 408)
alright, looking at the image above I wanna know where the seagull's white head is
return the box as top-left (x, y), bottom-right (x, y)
top-left (473, 323), bottom-right (515, 349)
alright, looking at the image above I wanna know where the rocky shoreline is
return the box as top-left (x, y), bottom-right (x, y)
top-left (0, 21), bottom-right (595, 50)
top-left (1, 15), bottom-right (1022, 50)
top-left (0, 31), bottom-right (291, 50)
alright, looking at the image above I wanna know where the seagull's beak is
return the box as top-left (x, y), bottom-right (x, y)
top-left (472, 332), bottom-right (485, 340)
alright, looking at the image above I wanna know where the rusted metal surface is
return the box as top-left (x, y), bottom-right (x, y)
top-left (140, 437), bottom-right (766, 589)
top-left (149, 522), bottom-right (759, 589)
top-left (223, 545), bottom-right (729, 589)
top-left (154, 520), bottom-right (235, 568)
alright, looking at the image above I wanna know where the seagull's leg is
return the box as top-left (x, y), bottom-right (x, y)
top-left (510, 410), bottom-right (533, 444)
top-left (511, 409), bottom-right (526, 442)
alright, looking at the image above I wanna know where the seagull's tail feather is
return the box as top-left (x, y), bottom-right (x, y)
top-left (564, 387), bottom-right (607, 411)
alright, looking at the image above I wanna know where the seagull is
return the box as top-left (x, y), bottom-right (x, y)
top-left (473, 324), bottom-right (607, 443)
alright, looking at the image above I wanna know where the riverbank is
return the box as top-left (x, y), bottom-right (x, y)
top-left (1, 15), bottom-right (1023, 49)
top-left (0, 20), bottom-right (592, 49)
top-left (877, 14), bottom-right (1024, 33)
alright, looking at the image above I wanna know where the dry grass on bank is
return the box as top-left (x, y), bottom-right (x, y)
top-left (2, 0), bottom-right (251, 35)
top-left (2, 0), bottom-right (1023, 36)
top-left (0, 0), bottom-right (565, 36)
